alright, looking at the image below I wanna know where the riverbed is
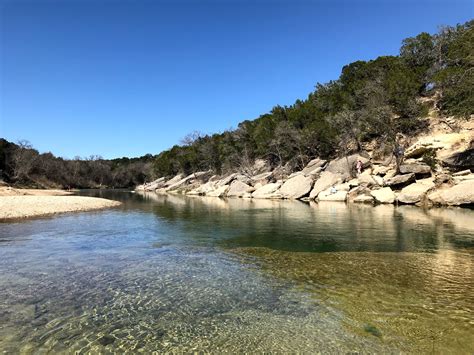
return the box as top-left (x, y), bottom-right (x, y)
top-left (0, 190), bottom-right (473, 353)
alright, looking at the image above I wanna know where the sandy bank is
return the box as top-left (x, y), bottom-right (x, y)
top-left (0, 189), bottom-right (121, 220)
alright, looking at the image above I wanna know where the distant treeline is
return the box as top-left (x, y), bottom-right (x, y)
top-left (0, 139), bottom-right (154, 188)
top-left (1, 20), bottom-right (472, 188)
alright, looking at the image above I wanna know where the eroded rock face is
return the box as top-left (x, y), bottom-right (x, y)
top-left (278, 175), bottom-right (314, 199)
top-left (226, 180), bottom-right (254, 198)
top-left (397, 179), bottom-right (435, 204)
top-left (371, 187), bottom-right (396, 204)
top-left (309, 171), bottom-right (342, 199)
top-left (384, 173), bottom-right (416, 188)
top-left (428, 180), bottom-right (474, 205)
top-left (252, 182), bottom-right (282, 199)
top-left (325, 154), bottom-right (370, 180)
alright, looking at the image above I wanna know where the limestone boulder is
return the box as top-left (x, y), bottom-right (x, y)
top-left (353, 195), bottom-right (375, 203)
top-left (399, 163), bottom-right (431, 176)
top-left (325, 154), bottom-right (370, 180)
top-left (207, 185), bottom-right (229, 197)
top-left (252, 182), bottom-right (282, 199)
top-left (384, 173), bottom-right (415, 188)
top-left (357, 173), bottom-right (380, 187)
top-left (309, 171), bottom-right (342, 199)
top-left (302, 158), bottom-right (327, 175)
top-left (318, 189), bottom-right (348, 202)
top-left (442, 148), bottom-right (474, 171)
top-left (250, 171), bottom-right (274, 186)
top-left (428, 180), bottom-right (474, 206)
top-left (217, 173), bottom-right (237, 186)
top-left (397, 179), bottom-right (435, 204)
top-left (226, 180), bottom-right (254, 198)
top-left (278, 175), bottom-right (314, 199)
top-left (371, 187), bottom-right (396, 204)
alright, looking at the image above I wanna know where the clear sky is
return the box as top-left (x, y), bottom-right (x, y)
top-left (0, 0), bottom-right (472, 159)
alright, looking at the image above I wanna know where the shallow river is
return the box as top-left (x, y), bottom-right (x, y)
top-left (0, 191), bottom-right (473, 353)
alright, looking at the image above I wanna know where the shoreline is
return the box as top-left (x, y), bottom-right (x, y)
top-left (0, 188), bottom-right (121, 221)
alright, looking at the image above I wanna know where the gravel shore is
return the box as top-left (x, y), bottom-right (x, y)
top-left (0, 188), bottom-right (121, 220)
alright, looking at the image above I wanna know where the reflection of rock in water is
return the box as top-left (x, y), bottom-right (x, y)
top-left (231, 247), bottom-right (474, 354)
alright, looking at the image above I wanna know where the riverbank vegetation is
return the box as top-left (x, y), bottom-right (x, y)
top-left (1, 20), bottom-right (472, 188)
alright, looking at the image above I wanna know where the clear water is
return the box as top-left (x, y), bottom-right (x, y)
top-left (0, 191), bottom-right (473, 353)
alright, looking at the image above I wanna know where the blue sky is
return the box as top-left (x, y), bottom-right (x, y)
top-left (1, 0), bottom-right (472, 159)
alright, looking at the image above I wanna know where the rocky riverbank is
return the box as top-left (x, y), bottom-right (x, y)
top-left (137, 121), bottom-right (474, 207)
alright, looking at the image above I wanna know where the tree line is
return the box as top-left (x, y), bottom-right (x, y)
top-left (1, 20), bottom-right (472, 188)
top-left (0, 139), bottom-right (154, 188)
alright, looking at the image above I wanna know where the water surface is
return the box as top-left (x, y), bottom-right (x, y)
top-left (0, 191), bottom-right (473, 353)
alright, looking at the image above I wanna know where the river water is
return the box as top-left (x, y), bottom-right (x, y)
top-left (0, 191), bottom-right (473, 353)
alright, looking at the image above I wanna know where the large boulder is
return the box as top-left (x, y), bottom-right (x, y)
top-left (442, 148), bottom-right (474, 171)
top-left (384, 173), bottom-right (416, 188)
top-left (399, 163), bottom-right (431, 177)
top-left (226, 180), bottom-right (254, 198)
top-left (301, 158), bottom-right (327, 175)
top-left (397, 179), bottom-right (435, 204)
top-left (252, 182), bottom-right (282, 199)
top-left (428, 180), bottom-right (474, 206)
top-left (325, 154), bottom-right (370, 180)
top-left (187, 180), bottom-right (216, 195)
top-left (317, 189), bottom-right (347, 202)
top-left (309, 171), bottom-right (342, 199)
top-left (163, 174), bottom-right (183, 187)
top-left (353, 195), bottom-right (375, 203)
top-left (250, 171), bottom-right (274, 186)
top-left (217, 173), bottom-right (238, 186)
top-left (371, 187), bottom-right (396, 204)
top-left (278, 175), bottom-right (314, 199)
top-left (357, 172), bottom-right (381, 187)
top-left (207, 185), bottom-right (229, 197)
